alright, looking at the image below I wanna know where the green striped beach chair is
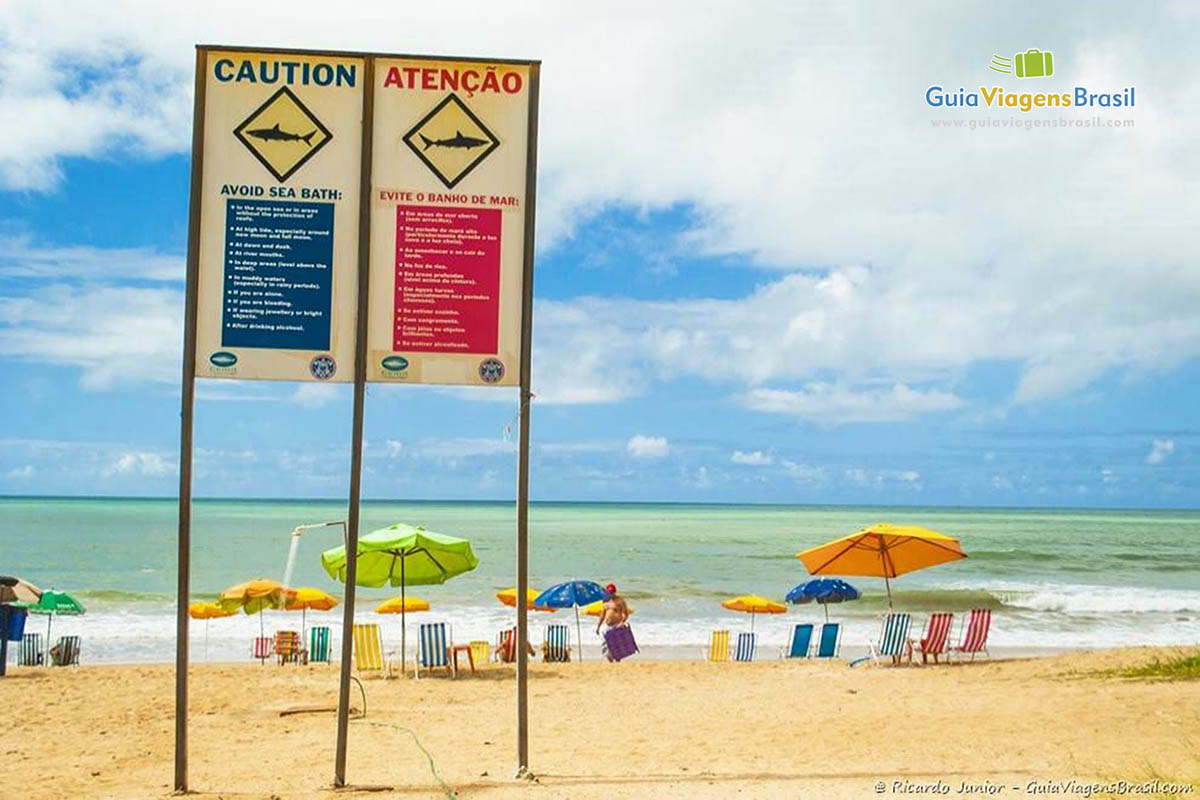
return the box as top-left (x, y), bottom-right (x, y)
top-left (51, 635), bottom-right (80, 667)
top-left (414, 622), bottom-right (452, 678)
top-left (851, 613), bottom-right (911, 667)
top-left (309, 626), bottom-right (331, 663)
top-left (19, 633), bottom-right (43, 666)
top-left (815, 622), bottom-right (841, 659)
top-left (734, 632), bottom-right (756, 662)
top-left (542, 623), bottom-right (571, 663)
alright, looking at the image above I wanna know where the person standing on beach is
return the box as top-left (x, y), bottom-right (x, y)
top-left (595, 583), bottom-right (631, 636)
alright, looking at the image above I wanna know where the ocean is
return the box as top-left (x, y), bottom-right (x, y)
top-left (2, 497), bottom-right (1198, 663)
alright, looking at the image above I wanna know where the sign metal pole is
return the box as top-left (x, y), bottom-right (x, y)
top-left (515, 62), bottom-right (541, 778)
top-left (333, 55), bottom-right (375, 789)
top-left (174, 45), bottom-right (209, 795)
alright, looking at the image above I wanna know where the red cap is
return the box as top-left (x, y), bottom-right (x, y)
top-left (606, 583), bottom-right (617, 595)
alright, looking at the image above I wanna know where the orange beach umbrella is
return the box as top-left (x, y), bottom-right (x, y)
top-left (496, 587), bottom-right (556, 611)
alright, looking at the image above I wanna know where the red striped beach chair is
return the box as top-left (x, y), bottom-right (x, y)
top-left (274, 630), bottom-right (305, 665)
top-left (253, 636), bottom-right (273, 664)
top-left (907, 612), bottom-right (954, 664)
top-left (952, 608), bottom-right (992, 660)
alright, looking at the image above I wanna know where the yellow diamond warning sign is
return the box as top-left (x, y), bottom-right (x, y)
top-left (403, 93), bottom-right (500, 189)
top-left (234, 87), bottom-right (333, 182)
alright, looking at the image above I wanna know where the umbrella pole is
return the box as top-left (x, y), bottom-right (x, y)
top-left (47, 613), bottom-right (53, 651)
top-left (401, 559), bottom-right (407, 671)
top-left (259, 608), bottom-right (265, 665)
top-left (885, 575), bottom-right (893, 610)
top-left (204, 619), bottom-right (209, 662)
top-left (824, 603), bottom-right (830, 623)
top-left (751, 611), bottom-right (755, 633)
top-left (575, 605), bottom-right (583, 663)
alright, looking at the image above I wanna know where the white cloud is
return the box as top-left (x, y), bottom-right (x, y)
top-left (1145, 439), bottom-right (1175, 465)
top-left (6, 465), bottom-right (35, 479)
top-left (781, 460), bottom-right (825, 484)
top-left (627, 434), bottom-right (670, 459)
top-left (731, 450), bottom-right (773, 466)
top-left (290, 383), bottom-right (341, 409)
top-left (740, 382), bottom-right (964, 423)
top-left (384, 440), bottom-right (405, 458)
top-left (1, 4), bottom-right (1198, 413)
top-left (0, 237), bottom-right (183, 281)
top-left (416, 437), bottom-right (515, 460)
top-left (102, 450), bottom-right (172, 477)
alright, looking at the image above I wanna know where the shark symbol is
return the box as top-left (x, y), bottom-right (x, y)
top-left (419, 130), bottom-right (489, 150)
top-left (245, 122), bottom-right (317, 146)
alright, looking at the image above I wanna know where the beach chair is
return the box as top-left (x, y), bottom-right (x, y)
top-left (414, 622), bottom-right (453, 678)
top-left (274, 630), bottom-right (305, 665)
top-left (850, 613), bottom-right (911, 667)
top-left (734, 632), bottom-right (756, 662)
top-left (18, 633), bottom-right (43, 667)
top-left (907, 612), bottom-right (954, 664)
top-left (51, 635), bottom-right (80, 666)
top-left (815, 622), bottom-right (841, 659)
top-left (494, 627), bottom-right (517, 663)
top-left (951, 608), bottom-right (992, 661)
top-left (542, 623), bottom-right (571, 663)
top-left (352, 623), bottom-right (392, 678)
top-left (781, 623), bottom-right (814, 659)
top-left (253, 636), bottom-right (273, 664)
top-left (469, 640), bottom-right (491, 665)
top-left (703, 629), bottom-right (731, 662)
top-left (309, 626), bottom-right (331, 663)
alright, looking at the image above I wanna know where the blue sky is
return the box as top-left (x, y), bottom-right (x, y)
top-left (0, 2), bottom-right (1197, 506)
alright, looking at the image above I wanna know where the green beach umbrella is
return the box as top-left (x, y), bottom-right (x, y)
top-left (321, 524), bottom-right (479, 666)
top-left (20, 589), bottom-right (86, 649)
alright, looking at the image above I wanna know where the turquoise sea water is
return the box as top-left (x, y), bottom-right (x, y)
top-left (2, 497), bottom-right (1198, 662)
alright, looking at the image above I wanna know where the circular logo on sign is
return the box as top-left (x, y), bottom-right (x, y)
top-left (478, 358), bottom-right (505, 384)
top-left (309, 354), bottom-right (337, 380)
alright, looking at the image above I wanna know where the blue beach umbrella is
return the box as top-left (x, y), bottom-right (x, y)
top-left (786, 578), bottom-right (860, 622)
top-left (534, 580), bottom-right (610, 662)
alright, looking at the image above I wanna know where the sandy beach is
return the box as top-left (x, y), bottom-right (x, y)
top-left (1, 647), bottom-right (1196, 799)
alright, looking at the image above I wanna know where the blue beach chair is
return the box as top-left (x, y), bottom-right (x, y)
top-left (850, 613), bottom-right (911, 667)
top-left (19, 633), bottom-right (43, 667)
top-left (542, 623), bottom-right (571, 663)
top-left (781, 623), bottom-right (814, 659)
top-left (815, 622), bottom-right (841, 659)
top-left (734, 632), bottom-right (756, 662)
top-left (414, 622), bottom-right (452, 678)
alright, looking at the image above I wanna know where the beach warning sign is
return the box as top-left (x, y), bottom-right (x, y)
top-left (367, 59), bottom-right (534, 386)
top-left (402, 94), bottom-right (500, 189)
top-left (192, 50), bottom-right (363, 382)
top-left (234, 87), bottom-right (333, 182)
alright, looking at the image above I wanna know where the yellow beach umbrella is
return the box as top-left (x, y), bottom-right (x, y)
top-left (721, 595), bottom-right (786, 632)
top-left (375, 596), bottom-right (430, 614)
top-left (188, 602), bottom-right (235, 662)
top-left (796, 523), bottom-right (967, 608)
top-left (496, 587), bottom-right (556, 611)
top-left (284, 587), bottom-right (339, 643)
top-left (581, 600), bottom-right (635, 617)
top-left (218, 579), bottom-right (288, 654)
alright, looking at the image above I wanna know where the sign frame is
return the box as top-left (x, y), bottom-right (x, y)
top-left (174, 44), bottom-right (540, 792)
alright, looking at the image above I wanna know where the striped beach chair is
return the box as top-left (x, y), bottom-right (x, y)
top-left (542, 623), bottom-right (571, 663)
top-left (352, 623), bottom-right (391, 678)
top-left (853, 613), bottom-right (911, 666)
top-left (734, 632), bottom-right (756, 662)
top-left (494, 627), bottom-right (517, 663)
top-left (309, 626), bottom-right (331, 663)
top-left (952, 608), bottom-right (992, 661)
top-left (469, 640), bottom-right (491, 665)
top-left (781, 623), bottom-right (814, 659)
top-left (703, 629), bottom-right (731, 662)
top-left (51, 636), bottom-right (81, 666)
top-left (908, 612), bottom-right (954, 664)
top-left (274, 630), bottom-right (304, 665)
top-left (252, 636), bottom-right (273, 664)
top-left (815, 622), bottom-right (842, 659)
top-left (18, 633), bottom-right (43, 667)
top-left (414, 622), bottom-right (452, 678)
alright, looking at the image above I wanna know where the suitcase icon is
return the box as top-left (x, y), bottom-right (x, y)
top-left (1015, 49), bottom-right (1054, 78)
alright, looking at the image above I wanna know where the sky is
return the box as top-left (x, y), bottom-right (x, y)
top-left (0, 1), bottom-right (1197, 507)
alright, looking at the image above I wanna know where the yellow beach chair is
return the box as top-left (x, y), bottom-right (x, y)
top-left (469, 640), bottom-right (491, 665)
top-left (703, 629), bottom-right (730, 662)
top-left (352, 623), bottom-right (393, 678)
